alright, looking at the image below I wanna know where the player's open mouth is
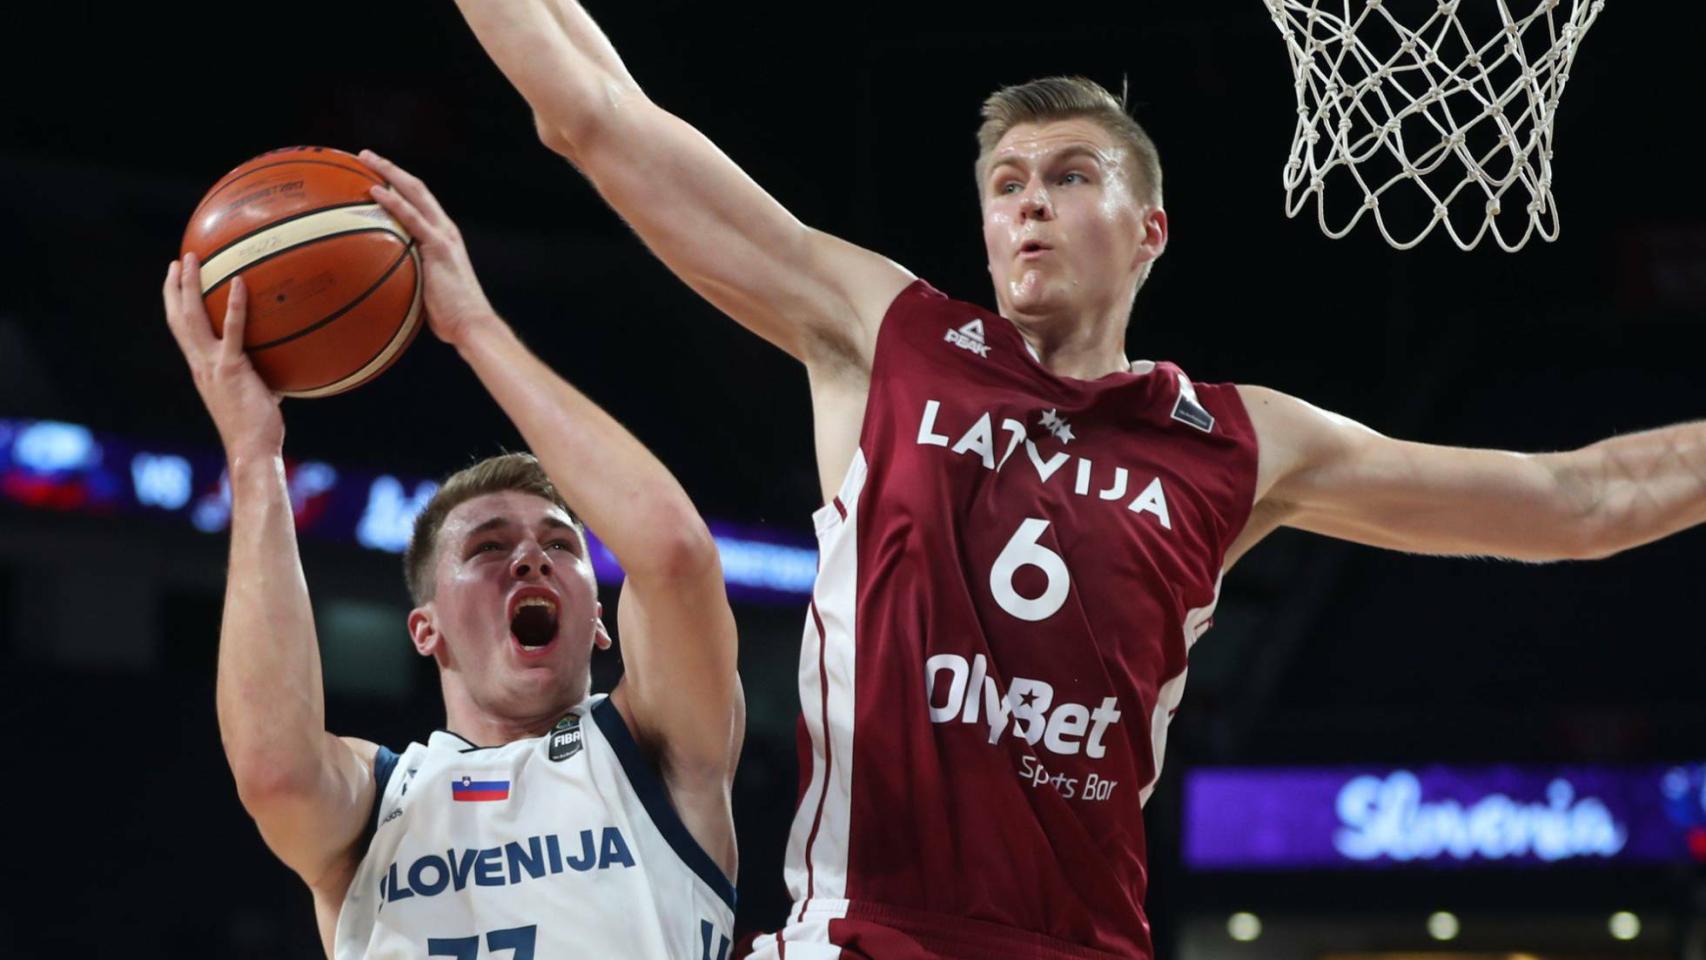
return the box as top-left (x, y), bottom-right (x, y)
top-left (509, 595), bottom-right (559, 652)
top-left (1018, 241), bottom-right (1052, 258)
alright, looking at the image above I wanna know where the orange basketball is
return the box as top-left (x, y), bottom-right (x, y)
top-left (181, 146), bottom-right (423, 398)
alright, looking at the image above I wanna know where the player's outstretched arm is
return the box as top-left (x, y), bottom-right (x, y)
top-left (367, 159), bottom-right (742, 859)
top-left (162, 260), bottom-right (377, 899)
top-left (452, 0), bottom-right (913, 372)
top-left (1237, 385), bottom-right (1706, 562)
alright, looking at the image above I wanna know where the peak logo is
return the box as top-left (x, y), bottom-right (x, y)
top-left (925, 652), bottom-right (1122, 757)
top-left (944, 319), bottom-right (990, 357)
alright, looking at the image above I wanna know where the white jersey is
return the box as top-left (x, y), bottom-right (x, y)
top-left (335, 695), bottom-right (736, 960)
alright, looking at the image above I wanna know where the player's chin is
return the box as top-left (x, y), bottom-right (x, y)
top-left (1008, 276), bottom-right (1073, 316)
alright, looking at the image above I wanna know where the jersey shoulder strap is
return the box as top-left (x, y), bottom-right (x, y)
top-left (588, 698), bottom-right (737, 911)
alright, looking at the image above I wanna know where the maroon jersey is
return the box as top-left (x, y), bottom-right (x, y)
top-left (757, 282), bottom-right (1258, 959)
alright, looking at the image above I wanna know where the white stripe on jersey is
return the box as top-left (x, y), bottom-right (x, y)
top-left (780, 449), bottom-right (867, 928)
top-left (1138, 572), bottom-right (1223, 806)
top-left (750, 898), bottom-right (851, 960)
top-left (334, 695), bottom-right (734, 960)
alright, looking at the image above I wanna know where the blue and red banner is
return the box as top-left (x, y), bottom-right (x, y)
top-left (0, 417), bottom-right (818, 603)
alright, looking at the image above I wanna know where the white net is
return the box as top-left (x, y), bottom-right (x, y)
top-left (1265, 0), bottom-right (1605, 251)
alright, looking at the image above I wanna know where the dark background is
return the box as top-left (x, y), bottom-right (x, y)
top-left (2, 1), bottom-right (1703, 956)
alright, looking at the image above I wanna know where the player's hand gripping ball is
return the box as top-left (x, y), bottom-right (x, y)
top-left (180, 146), bottom-right (424, 398)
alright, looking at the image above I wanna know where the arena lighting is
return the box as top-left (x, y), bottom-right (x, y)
top-left (1608, 911), bottom-right (1641, 940)
top-left (0, 417), bottom-right (819, 601)
top-left (355, 475), bottom-right (440, 552)
top-left (13, 420), bottom-right (98, 472)
top-left (713, 534), bottom-right (821, 593)
top-left (1426, 910), bottom-right (1460, 941)
top-left (130, 452), bottom-right (193, 510)
top-left (1226, 912), bottom-right (1261, 942)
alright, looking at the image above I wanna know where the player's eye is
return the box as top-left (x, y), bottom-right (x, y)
top-left (1059, 171), bottom-right (1087, 185)
top-left (546, 540), bottom-right (575, 553)
top-left (474, 541), bottom-right (504, 554)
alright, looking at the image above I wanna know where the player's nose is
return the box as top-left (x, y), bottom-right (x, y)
top-left (510, 543), bottom-right (553, 580)
top-left (1019, 184), bottom-right (1053, 222)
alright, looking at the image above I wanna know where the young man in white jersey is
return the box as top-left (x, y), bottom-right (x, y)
top-left (163, 156), bottom-right (742, 959)
top-left (453, 5), bottom-right (1706, 956)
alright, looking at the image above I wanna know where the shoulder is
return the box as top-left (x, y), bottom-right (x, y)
top-left (1234, 384), bottom-right (1367, 451)
top-left (339, 736), bottom-right (407, 789)
top-left (868, 281), bottom-right (1027, 372)
top-left (1232, 383), bottom-right (1292, 415)
top-left (1232, 384), bottom-right (1384, 503)
top-left (598, 683), bottom-right (737, 809)
top-left (587, 692), bottom-right (738, 906)
top-left (1234, 384), bottom-right (1312, 468)
top-left (1127, 364), bottom-right (1259, 455)
top-left (876, 279), bottom-right (987, 332)
top-left (339, 736), bottom-right (383, 768)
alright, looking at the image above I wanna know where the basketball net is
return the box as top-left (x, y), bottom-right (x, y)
top-left (1265, 0), bottom-right (1605, 251)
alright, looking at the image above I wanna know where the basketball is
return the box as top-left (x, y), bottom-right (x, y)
top-left (180, 146), bottom-right (423, 398)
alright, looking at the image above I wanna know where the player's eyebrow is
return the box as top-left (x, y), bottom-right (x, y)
top-left (465, 515), bottom-right (576, 539)
top-left (465, 516), bottom-right (517, 538)
top-left (987, 153), bottom-right (1027, 179)
top-left (1051, 144), bottom-right (1108, 166)
top-left (988, 144), bottom-right (1108, 180)
top-left (460, 515), bottom-right (582, 556)
top-left (538, 516), bottom-right (582, 554)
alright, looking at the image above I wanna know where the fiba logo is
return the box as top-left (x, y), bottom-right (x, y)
top-left (550, 714), bottom-right (584, 762)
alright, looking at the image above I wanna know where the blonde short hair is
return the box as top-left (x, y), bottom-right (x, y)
top-left (976, 76), bottom-right (1163, 208)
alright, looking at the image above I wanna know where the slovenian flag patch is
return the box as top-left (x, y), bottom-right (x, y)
top-left (451, 775), bottom-right (510, 802)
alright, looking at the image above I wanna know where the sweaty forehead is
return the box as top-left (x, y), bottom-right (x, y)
top-left (439, 490), bottom-right (576, 543)
top-left (991, 119), bottom-right (1126, 168)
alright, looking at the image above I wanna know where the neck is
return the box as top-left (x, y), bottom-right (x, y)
top-left (440, 676), bottom-right (580, 747)
top-left (996, 272), bottom-right (1143, 380)
top-left (444, 709), bottom-right (562, 746)
top-left (1003, 303), bottom-right (1133, 381)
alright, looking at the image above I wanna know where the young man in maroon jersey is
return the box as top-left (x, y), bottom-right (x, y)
top-left (452, 5), bottom-right (1706, 957)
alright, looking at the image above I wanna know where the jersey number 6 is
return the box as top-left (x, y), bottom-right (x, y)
top-left (990, 518), bottom-right (1070, 622)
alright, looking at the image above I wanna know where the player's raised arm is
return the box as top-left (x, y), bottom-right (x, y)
top-left (1238, 385), bottom-right (1706, 562)
top-left (161, 260), bottom-right (377, 901)
top-left (452, 0), bottom-right (913, 371)
top-left (366, 157), bottom-right (742, 827)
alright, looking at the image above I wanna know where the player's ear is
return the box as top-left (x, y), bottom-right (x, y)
top-left (408, 604), bottom-right (440, 657)
top-left (1134, 205), bottom-right (1168, 268)
top-left (592, 602), bottom-right (612, 651)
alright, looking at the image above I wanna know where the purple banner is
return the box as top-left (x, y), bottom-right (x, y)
top-left (1184, 763), bottom-right (1706, 871)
